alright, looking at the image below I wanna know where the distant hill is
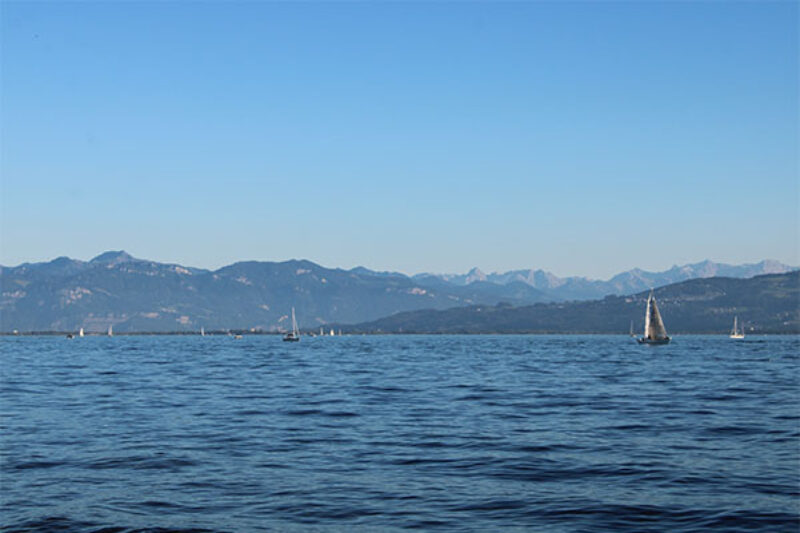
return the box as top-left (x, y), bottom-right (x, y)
top-left (1, 252), bottom-right (795, 333)
top-left (343, 272), bottom-right (800, 334)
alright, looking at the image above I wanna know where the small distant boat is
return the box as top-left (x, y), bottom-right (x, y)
top-left (629, 320), bottom-right (636, 337)
top-left (330, 328), bottom-right (335, 337)
top-left (637, 291), bottom-right (670, 345)
top-left (66, 333), bottom-right (74, 339)
top-left (730, 316), bottom-right (745, 339)
top-left (79, 327), bottom-right (84, 338)
top-left (107, 325), bottom-right (113, 337)
top-left (200, 327), bottom-right (205, 337)
top-left (283, 307), bottom-right (300, 342)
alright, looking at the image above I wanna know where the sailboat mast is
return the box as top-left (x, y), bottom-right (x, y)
top-left (644, 293), bottom-right (652, 338)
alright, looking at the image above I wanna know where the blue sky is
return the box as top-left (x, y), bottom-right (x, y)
top-left (1, 1), bottom-right (797, 278)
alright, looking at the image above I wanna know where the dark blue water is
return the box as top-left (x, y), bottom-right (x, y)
top-left (2, 335), bottom-right (798, 532)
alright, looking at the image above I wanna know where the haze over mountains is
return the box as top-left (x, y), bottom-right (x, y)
top-left (0, 251), bottom-right (795, 332)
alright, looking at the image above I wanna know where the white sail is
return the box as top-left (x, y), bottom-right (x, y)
top-left (200, 327), bottom-right (205, 337)
top-left (107, 324), bottom-right (113, 337)
top-left (730, 316), bottom-right (744, 338)
top-left (645, 293), bottom-right (668, 340)
top-left (641, 291), bottom-right (668, 341)
top-left (283, 307), bottom-right (300, 341)
top-left (79, 327), bottom-right (84, 337)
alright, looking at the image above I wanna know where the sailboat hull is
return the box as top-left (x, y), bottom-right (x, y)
top-left (637, 337), bottom-right (670, 345)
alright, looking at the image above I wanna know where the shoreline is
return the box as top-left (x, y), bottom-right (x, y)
top-left (3, 331), bottom-right (799, 337)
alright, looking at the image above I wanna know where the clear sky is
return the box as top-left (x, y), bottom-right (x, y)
top-left (1, 1), bottom-right (797, 279)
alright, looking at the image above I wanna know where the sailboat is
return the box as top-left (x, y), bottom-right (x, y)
top-left (629, 320), bottom-right (636, 337)
top-left (200, 327), bottom-right (205, 337)
top-left (107, 324), bottom-right (113, 337)
top-left (79, 327), bottom-right (84, 338)
top-left (283, 308), bottom-right (300, 342)
top-left (730, 316), bottom-right (745, 339)
top-left (637, 291), bottom-right (670, 345)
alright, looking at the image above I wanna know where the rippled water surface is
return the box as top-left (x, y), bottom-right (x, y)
top-left (2, 335), bottom-right (798, 532)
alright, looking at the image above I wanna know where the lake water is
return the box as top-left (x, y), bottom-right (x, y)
top-left (2, 335), bottom-right (798, 532)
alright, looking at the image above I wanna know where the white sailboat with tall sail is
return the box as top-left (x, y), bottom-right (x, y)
top-left (730, 316), bottom-right (745, 339)
top-left (107, 324), bottom-right (113, 337)
top-left (637, 291), bottom-right (670, 345)
top-left (79, 327), bottom-right (84, 338)
top-left (283, 307), bottom-right (300, 342)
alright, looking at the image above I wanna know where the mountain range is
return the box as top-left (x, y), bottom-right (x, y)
top-left (344, 272), bottom-right (800, 334)
top-left (0, 251), bottom-right (795, 332)
top-left (414, 260), bottom-right (794, 301)
top-left (0, 251), bottom-right (547, 332)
